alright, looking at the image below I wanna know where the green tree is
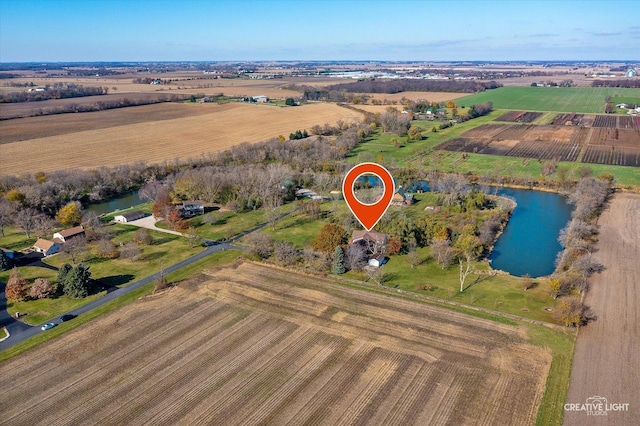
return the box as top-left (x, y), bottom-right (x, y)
top-left (63, 263), bottom-right (92, 298)
top-left (285, 97), bottom-right (296, 106)
top-left (55, 201), bottom-right (83, 227)
top-left (312, 223), bottom-right (347, 253)
top-left (407, 125), bottom-right (423, 141)
top-left (331, 246), bottom-right (346, 274)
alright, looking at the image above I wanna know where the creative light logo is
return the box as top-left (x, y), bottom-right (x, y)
top-left (564, 396), bottom-right (630, 416)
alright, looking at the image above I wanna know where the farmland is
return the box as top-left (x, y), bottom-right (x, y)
top-left (0, 262), bottom-right (559, 425)
top-left (0, 102), bottom-right (363, 175)
top-left (437, 117), bottom-right (640, 168)
top-left (456, 87), bottom-right (640, 114)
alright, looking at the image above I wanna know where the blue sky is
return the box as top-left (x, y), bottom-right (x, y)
top-left (1, 0), bottom-right (638, 62)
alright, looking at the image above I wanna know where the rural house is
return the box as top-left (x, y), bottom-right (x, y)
top-left (351, 230), bottom-right (388, 255)
top-left (392, 186), bottom-right (414, 206)
top-left (252, 95), bottom-right (269, 103)
top-left (114, 210), bottom-right (146, 223)
top-left (53, 225), bottom-right (85, 243)
top-left (33, 238), bottom-right (61, 256)
top-left (179, 201), bottom-right (205, 218)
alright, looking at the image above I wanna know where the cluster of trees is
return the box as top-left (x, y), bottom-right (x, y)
top-left (548, 175), bottom-right (612, 326)
top-left (289, 129), bottom-right (309, 140)
top-left (591, 79), bottom-right (640, 88)
top-left (325, 79), bottom-right (502, 94)
top-left (466, 102), bottom-right (493, 119)
top-left (555, 175), bottom-right (612, 271)
top-left (380, 109), bottom-right (412, 135)
top-left (4, 262), bottom-right (93, 302)
top-left (0, 84), bottom-right (107, 103)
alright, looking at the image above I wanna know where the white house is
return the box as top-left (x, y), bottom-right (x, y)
top-left (33, 239), bottom-right (61, 256)
top-left (626, 69), bottom-right (637, 78)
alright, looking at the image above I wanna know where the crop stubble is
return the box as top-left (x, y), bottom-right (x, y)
top-left (0, 262), bottom-right (551, 426)
top-left (0, 102), bottom-right (362, 175)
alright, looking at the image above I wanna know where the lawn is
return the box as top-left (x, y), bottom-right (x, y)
top-left (6, 291), bottom-right (106, 325)
top-left (344, 246), bottom-right (559, 323)
top-left (0, 226), bottom-right (36, 251)
top-left (455, 86), bottom-right (640, 114)
top-left (43, 224), bottom-right (203, 287)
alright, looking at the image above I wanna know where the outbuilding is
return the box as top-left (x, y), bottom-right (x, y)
top-left (114, 210), bottom-right (146, 223)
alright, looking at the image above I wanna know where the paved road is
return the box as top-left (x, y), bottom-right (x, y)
top-left (0, 241), bottom-right (239, 351)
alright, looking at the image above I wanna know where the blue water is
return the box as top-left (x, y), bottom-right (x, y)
top-left (85, 191), bottom-right (144, 215)
top-left (490, 188), bottom-right (572, 277)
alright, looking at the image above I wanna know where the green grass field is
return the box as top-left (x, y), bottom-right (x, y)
top-left (456, 86), bottom-right (640, 114)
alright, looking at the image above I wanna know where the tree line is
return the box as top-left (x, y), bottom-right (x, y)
top-left (324, 79), bottom-right (502, 94)
top-left (0, 83), bottom-right (107, 103)
top-left (591, 79), bottom-right (640, 88)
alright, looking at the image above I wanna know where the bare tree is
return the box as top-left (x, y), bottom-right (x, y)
top-left (274, 241), bottom-right (299, 266)
top-left (121, 241), bottom-right (141, 261)
top-left (455, 234), bottom-right (482, 292)
top-left (61, 236), bottom-right (87, 264)
top-left (432, 237), bottom-right (454, 269)
top-left (245, 232), bottom-right (274, 259)
top-left (30, 278), bottom-right (56, 299)
top-left (436, 174), bottom-right (469, 207)
top-left (0, 199), bottom-right (16, 237)
top-left (345, 244), bottom-right (368, 271)
top-left (571, 254), bottom-right (604, 292)
top-left (33, 215), bottom-right (56, 238)
top-left (14, 208), bottom-right (42, 238)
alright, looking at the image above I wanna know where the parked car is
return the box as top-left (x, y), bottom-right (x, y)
top-left (41, 323), bottom-right (57, 331)
top-left (59, 314), bottom-right (75, 322)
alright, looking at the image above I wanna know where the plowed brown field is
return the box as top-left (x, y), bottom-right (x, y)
top-left (0, 262), bottom-right (551, 426)
top-left (0, 103), bottom-right (362, 175)
top-left (564, 193), bottom-right (640, 425)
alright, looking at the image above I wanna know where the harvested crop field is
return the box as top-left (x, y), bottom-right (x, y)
top-left (495, 111), bottom-right (542, 123)
top-left (0, 102), bottom-right (362, 175)
top-left (0, 102), bottom-right (215, 143)
top-left (0, 262), bottom-right (552, 425)
top-left (565, 193), bottom-right (640, 425)
top-left (436, 121), bottom-right (640, 167)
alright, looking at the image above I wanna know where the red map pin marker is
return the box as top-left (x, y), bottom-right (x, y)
top-left (342, 162), bottom-right (395, 231)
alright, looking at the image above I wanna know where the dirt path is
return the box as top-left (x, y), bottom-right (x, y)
top-left (564, 193), bottom-right (640, 425)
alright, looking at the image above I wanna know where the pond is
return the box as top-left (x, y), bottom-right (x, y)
top-left (490, 188), bottom-right (572, 277)
top-left (85, 191), bottom-right (144, 215)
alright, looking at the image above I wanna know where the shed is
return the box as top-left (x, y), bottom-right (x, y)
top-left (368, 254), bottom-right (387, 268)
top-left (114, 210), bottom-right (146, 223)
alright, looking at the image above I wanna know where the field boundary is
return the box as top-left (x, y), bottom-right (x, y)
top-left (249, 260), bottom-right (574, 332)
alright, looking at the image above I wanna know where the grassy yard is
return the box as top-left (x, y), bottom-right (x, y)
top-left (344, 246), bottom-right (559, 323)
top-left (6, 291), bottom-right (106, 325)
top-left (0, 226), bottom-right (36, 251)
top-left (455, 86), bottom-right (640, 114)
top-left (43, 224), bottom-right (203, 287)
